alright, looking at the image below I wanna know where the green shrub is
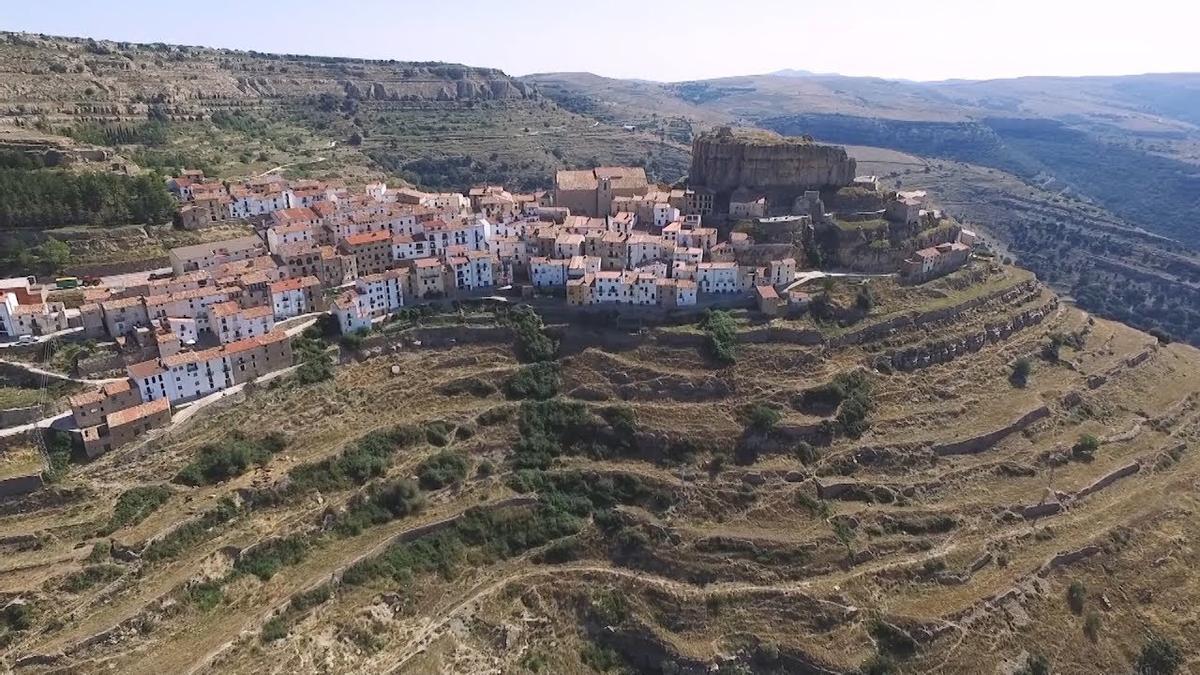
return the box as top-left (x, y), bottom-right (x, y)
top-left (235, 535), bottom-right (310, 581)
top-left (293, 335), bottom-right (334, 384)
top-left (1067, 580), bottom-right (1086, 613)
top-left (143, 497), bottom-right (239, 562)
top-left (287, 425), bottom-right (422, 494)
top-left (0, 603), bottom-right (32, 632)
top-left (60, 564), bottom-right (125, 593)
top-left (700, 310), bottom-right (737, 364)
top-left (42, 429), bottom-right (75, 483)
top-left (260, 616), bottom-right (288, 642)
top-left (794, 442), bottom-right (819, 464)
top-left (0, 167), bottom-right (175, 229)
top-left (1015, 653), bottom-right (1050, 675)
top-left (1137, 634), bottom-right (1182, 675)
top-left (1072, 434), bottom-right (1100, 460)
top-left (860, 654), bottom-right (897, 675)
top-left (581, 643), bottom-right (627, 673)
top-left (504, 362), bottom-right (560, 400)
top-left (508, 305), bottom-right (558, 362)
top-left (186, 581), bottom-right (223, 611)
top-left (417, 451), bottom-right (469, 490)
top-left (743, 403), bottom-right (781, 433)
top-left (334, 479), bottom-right (425, 536)
top-left (343, 500), bottom-right (584, 587)
top-left (868, 619), bottom-right (916, 658)
top-left (101, 485), bottom-right (172, 535)
top-left (175, 433), bottom-right (287, 486)
top-left (476, 405), bottom-right (513, 426)
top-left (1011, 357), bottom-right (1033, 388)
top-left (290, 583), bottom-right (333, 613)
top-left (86, 540), bottom-right (111, 564)
top-left (1084, 610), bottom-right (1101, 642)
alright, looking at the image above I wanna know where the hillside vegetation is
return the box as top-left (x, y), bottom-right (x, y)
top-left (0, 32), bottom-right (689, 192)
top-left (2, 267), bottom-right (1199, 674)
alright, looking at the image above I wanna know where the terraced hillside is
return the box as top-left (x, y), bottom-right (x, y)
top-left (1, 262), bottom-right (1197, 674)
top-left (0, 32), bottom-right (689, 188)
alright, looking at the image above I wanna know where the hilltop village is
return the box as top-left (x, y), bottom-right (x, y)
top-left (0, 128), bottom-right (975, 461)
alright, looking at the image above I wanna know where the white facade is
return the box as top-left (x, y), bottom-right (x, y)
top-left (213, 305), bottom-right (275, 345)
top-left (230, 189), bottom-right (293, 218)
top-left (392, 234), bottom-right (431, 261)
top-left (272, 288), bottom-right (310, 320)
top-left (698, 263), bottom-right (739, 293)
top-left (355, 271), bottom-right (406, 318)
top-left (530, 258), bottom-right (568, 287)
top-left (131, 352), bottom-right (230, 404)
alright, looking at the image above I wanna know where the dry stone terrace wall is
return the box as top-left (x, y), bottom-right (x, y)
top-left (931, 406), bottom-right (1051, 457)
top-left (829, 278), bottom-right (1043, 348)
top-left (880, 297), bottom-right (1057, 372)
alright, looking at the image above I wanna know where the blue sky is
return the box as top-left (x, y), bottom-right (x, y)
top-left (7, 0), bottom-right (1199, 82)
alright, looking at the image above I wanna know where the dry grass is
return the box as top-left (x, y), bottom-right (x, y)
top-left (2, 277), bottom-right (1199, 674)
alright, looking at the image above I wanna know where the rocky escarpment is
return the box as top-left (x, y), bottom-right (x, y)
top-left (0, 32), bottom-right (534, 127)
top-left (689, 126), bottom-right (856, 205)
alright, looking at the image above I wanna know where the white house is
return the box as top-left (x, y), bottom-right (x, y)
top-left (697, 262), bottom-right (738, 293)
top-left (355, 270), bottom-right (406, 319)
top-left (392, 234), bottom-right (431, 261)
top-left (269, 276), bottom-right (322, 320)
top-left (530, 257), bottom-right (568, 287)
top-left (210, 301), bottom-right (275, 344)
top-left (129, 347), bottom-right (229, 403)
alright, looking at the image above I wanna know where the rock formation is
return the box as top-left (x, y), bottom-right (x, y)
top-left (689, 126), bottom-right (856, 208)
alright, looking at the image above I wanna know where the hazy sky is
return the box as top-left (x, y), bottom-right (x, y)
top-left (7, 0), bottom-right (1200, 82)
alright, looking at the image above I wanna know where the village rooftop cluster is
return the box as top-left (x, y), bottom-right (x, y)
top-left (2, 160), bottom-right (977, 459)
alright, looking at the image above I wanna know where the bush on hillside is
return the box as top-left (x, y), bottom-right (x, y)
top-left (417, 451), bottom-right (469, 490)
top-left (504, 362), bottom-right (560, 400)
top-left (174, 433), bottom-right (287, 486)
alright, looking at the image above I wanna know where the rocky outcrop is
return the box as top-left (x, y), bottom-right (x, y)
top-left (689, 127), bottom-right (855, 201)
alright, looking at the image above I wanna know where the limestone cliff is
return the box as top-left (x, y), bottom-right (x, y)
top-left (0, 32), bottom-right (533, 127)
top-left (689, 126), bottom-right (856, 204)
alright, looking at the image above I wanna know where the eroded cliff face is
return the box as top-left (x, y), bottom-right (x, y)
top-left (689, 128), bottom-right (856, 197)
top-left (0, 32), bottom-right (533, 124)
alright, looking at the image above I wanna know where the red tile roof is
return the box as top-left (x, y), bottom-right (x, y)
top-left (106, 397), bottom-right (170, 428)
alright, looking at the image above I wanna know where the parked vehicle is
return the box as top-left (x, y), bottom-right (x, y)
top-left (17, 335), bottom-right (37, 344)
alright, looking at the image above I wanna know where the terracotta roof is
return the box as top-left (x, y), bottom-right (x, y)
top-left (106, 397), bottom-right (170, 428)
top-left (68, 378), bottom-right (133, 409)
top-left (127, 358), bottom-right (166, 379)
top-left (275, 242), bottom-right (321, 259)
top-left (208, 301), bottom-right (241, 318)
top-left (162, 346), bottom-right (223, 369)
top-left (414, 257), bottom-right (443, 269)
top-left (270, 222), bottom-right (314, 236)
top-left (555, 169), bottom-right (597, 191)
top-left (342, 230), bottom-right (392, 246)
top-left (358, 269), bottom-right (406, 284)
top-left (755, 285), bottom-right (779, 300)
top-left (223, 329), bottom-right (288, 355)
top-left (272, 207), bottom-right (318, 223)
top-left (269, 276), bottom-right (321, 293)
